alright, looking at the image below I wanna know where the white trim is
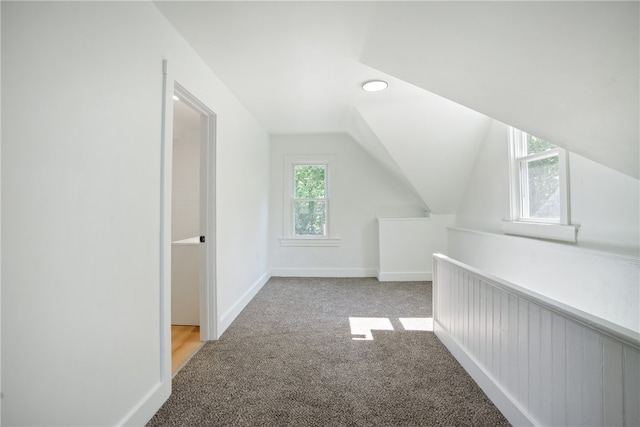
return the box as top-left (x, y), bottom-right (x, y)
top-left (218, 271), bottom-right (271, 336)
top-left (376, 217), bottom-right (430, 222)
top-left (507, 127), bottom-right (520, 221)
top-left (158, 58), bottom-right (173, 399)
top-left (507, 127), bottom-right (571, 229)
top-left (173, 81), bottom-right (217, 342)
top-left (377, 271), bottom-right (432, 282)
top-left (502, 220), bottom-right (578, 243)
top-left (434, 321), bottom-right (537, 427)
top-left (279, 237), bottom-right (341, 247)
top-left (119, 382), bottom-right (168, 427)
top-left (142, 60), bottom-right (218, 426)
top-left (449, 225), bottom-right (640, 264)
top-left (434, 253), bottom-right (640, 344)
top-left (270, 268), bottom-right (377, 278)
top-left (558, 147), bottom-right (570, 225)
top-left (283, 154), bottom-right (336, 239)
top-left (433, 254), bottom-right (640, 426)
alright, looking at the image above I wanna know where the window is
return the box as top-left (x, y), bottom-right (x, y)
top-left (293, 164), bottom-right (327, 236)
top-left (504, 127), bottom-right (578, 242)
top-left (281, 155), bottom-right (339, 246)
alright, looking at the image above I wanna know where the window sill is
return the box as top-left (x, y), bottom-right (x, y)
top-left (502, 221), bottom-right (579, 243)
top-left (279, 237), bottom-right (341, 247)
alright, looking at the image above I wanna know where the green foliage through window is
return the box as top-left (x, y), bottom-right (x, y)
top-left (526, 134), bottom-right (557, 155)
top-left (294, 165), bottom-right (327, 236)
top-left (295, 165), bottom-right (325, 198)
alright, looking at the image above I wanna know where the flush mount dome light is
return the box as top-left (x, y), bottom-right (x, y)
top-left (362, 80), bottom-right (388, 92)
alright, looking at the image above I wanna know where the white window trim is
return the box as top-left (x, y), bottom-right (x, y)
top-left (504, 127), bottom-right (578, 243)
top-left (281, 154), bottom-right (340, 247)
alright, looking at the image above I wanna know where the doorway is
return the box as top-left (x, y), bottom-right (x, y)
top-left (171, 94), bottom-right (203, 373)
top-left (160, 66), bottom-right (217, 382)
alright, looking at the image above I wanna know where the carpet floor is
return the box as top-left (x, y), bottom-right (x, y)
top-left (147, 277), bottom-right (510, 426)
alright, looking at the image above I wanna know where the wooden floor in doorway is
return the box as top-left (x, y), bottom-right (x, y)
top-left (172, 325), bottom-right (203, 375)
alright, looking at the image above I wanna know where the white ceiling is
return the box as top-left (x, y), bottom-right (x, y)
top-left (156, 1), bottom-right (639, 213)
top-left (358, 1), bottom-right (639, 179)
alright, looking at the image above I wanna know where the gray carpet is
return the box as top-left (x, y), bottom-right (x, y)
top-left (147, 277), bottom-right (510, 426)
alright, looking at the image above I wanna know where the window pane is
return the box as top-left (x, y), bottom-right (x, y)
top-left (524, 155), bottom-right (560, 220)
top-left (294, 165), bottom-right (325, 198)
top-left (526, 134), bottom-right (557, 155)
top-left (294, 201), bottom-right (326, 236)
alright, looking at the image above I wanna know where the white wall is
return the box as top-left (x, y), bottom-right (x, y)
top-left (171, 109), bottom-right (201, 326)
top-left (269, 133), bottom-right (426, 276)
top-left (355, 94), bottom-right (492, 214)
top-left (456, 120), bottom-right (640, 254)
top-left (377, 215), bottom-right (453, 281)
top-left (1, 2), bottom-right (269, 426)
top-left (172, 107), bottom-right (200, 241)
top-left (0, 1), bottom-right (3, 420)
top-left (451, 119), bottom-right (640, 332)
top-left (361, 1), bottom-right (639, 179)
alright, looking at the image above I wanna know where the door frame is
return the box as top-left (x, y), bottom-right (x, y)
top-left (160, 60), bottom-right (217, 385)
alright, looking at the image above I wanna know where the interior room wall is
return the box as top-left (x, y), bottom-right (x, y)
top-left (451, 119), bottom-right (640, 331)
top-left (171, 109), bottom-right (201, 326)
top-left (1, 2), bottom-right (269, 426)
top-left (172, 122), bottom-right (200, 241)
top-left (269, 133), bottom-right (428, 276)
top-left (455, 119), bottom-right (640, 254)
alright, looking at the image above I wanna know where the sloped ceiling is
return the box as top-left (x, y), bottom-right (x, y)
top-left (155, 1), bottom-right (639, 214)
top-left (359, 1), bottom-right (639, 179)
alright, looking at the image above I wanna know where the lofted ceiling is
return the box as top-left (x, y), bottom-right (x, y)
top-left (155, 1), bottom-right (639, 213)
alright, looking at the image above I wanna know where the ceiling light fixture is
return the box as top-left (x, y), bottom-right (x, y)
top-left (362, 80), bottom-right (388, 92)
top-left (173, 95), bottom-right (180, 101)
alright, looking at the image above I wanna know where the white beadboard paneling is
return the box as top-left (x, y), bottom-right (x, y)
top-left (566, 319), bottom-right (584, 426)
top-left (603, 338), bottom-right (624, 427)
top-left (492, 288), bottom-right (501, 377)
top-left (484, 282), bottom-right (493, 369)
top-left (518, 298), bottom-right (529, 405)
top-left (506, 294), bottom-right (519, 397)
top-left (624, 347), bottom-right (640, 426)
top-left (539, 309), bottom-right (553, 425)
top-left (551, 313), bottom-right (567, 426)
top-left (528, 304), bottom-right (542, 421)
top-left (432, 254), bottom-right (640, 427)
top-left (500, 291), bottom-right (509, 384)
top-left (448, 227), bottom-right (640, 333)
top-left (583, 329), bottom-right (604, 426)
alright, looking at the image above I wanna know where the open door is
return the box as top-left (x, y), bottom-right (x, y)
top-left (170, 93), bottom-right (202, 373)
top-left (160, 60), bottom-right (217, 384)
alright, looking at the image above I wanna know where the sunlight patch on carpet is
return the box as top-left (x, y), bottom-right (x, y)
top-left (349, 317), bottom-right (433, 340)
top-left (349, 317), bottom-right (394, 340)
top-left (399, 317), bottom-right (433, 331)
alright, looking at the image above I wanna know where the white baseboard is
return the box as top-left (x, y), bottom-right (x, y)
top-left (433, 320), bottom-right (536, 427)
top-left (377, 271), bottom-right (432, 281)
top-left (119, 381), bottom-right (170, 427)
top-left (218, 270), bottom-right (271, 336)
top-left (270, 268), bottom-right (377, 278)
